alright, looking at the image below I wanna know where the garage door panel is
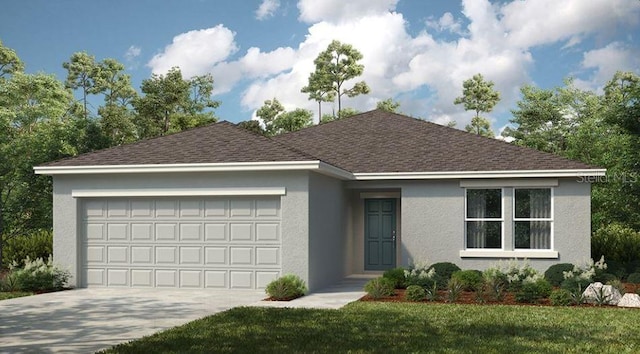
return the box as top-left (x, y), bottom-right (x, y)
top-left (107, 246), bottom-right (128, 263)
top-left (179, 270), bottom-right (202, 288)
top-left (230, 271), bottom-right (253, 288)
top-left (131, 246), bottom-right (153, 264)
top-left (156, 270), bottom-right (177, 287)
top-left (131, 200), bottom-right (154, 217)
top-left (179, 223), bottom-right (202, 241)
top-left (107, 200), bottom-right (128, 217)
top-left (256, 223), bottom-right (279, 241)
top-left (155, 200), bottom-right (178, 218)
top-left (230, 247), bottom-right (253, 265)
top-left (205, 246), bottom-right (227, 264)
top-left (230, 223), bottom-right (252, 241)
top-left (155, 224), bottom-right (177, 241)
top-left (86, 246), bottom-right (105, 263)
top-left (131, 269), bottom-right (153, 287)
top-left (205, 223), bottom-right (227, 241)
top-left (131, 223), bottom-right (153, 241)
top-left (107, 224), bottom-right (128, 241)
top-left (86, 269), bottom-right (105, 286)
top-left (179, 246), bottom-right (202, 265)
top-left (86, 224), bottom-right (105, 240)
top-left (107, 269), bottom-right (129, 286)
top-left (82, 197), bottom-right (281, 289)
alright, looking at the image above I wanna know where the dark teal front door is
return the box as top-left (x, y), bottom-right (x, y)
top-left (364, 199), bottom-right (397, 271)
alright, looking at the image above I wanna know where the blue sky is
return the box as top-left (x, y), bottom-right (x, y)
top-left (1, 0), bottom-right (639, 134)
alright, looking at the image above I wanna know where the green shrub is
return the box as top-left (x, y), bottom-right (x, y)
top-left (594, 272), bottom-right (617, 284)
top-left (428, 262), bottom-right (461, 289)
top-left (9, 256), bottom-right (70, 292)
top-left (484, 259), bottom-right (540, 291)
top-left (627, 272), bottom-right (640, 284)
top-left (404, 261), bottom-right (437, 289)
top-left (550, 289), bottom-right (573, 306)
top-left (482, 269), bottom-right (507, 301)
top-left (2, 230), bottom-right (53, 268)
top-left (265, 274), bottom-right (307, 300)
top-left (544, 263), bottom-right (575, 287)
top-left (446, 278), bottom-right (464, 303)
top-left (451, 270), bottom-right (483, 291)
top-left (603, 260), bottom-right (627, 280)
top-left (515, 279), bottom-right (552, 304)
top-left (625, 260), bottom-right (640, 274)
top-left (404, 285), bottom-right (426, 301)
top-left (364, 277), bottom-right (395, 299)
top-left (383, 267), bottom-right (407, 289)
top-left (592, 223), bottom-right (640, 267)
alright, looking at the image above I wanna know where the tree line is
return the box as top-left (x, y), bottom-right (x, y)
top-left (1, 37), bottom-right (639, 266)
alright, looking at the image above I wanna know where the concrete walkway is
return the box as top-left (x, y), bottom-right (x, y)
top-left (0, 277), bottom-right (368, 353)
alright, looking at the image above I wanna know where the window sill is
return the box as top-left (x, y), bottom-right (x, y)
top-left (459, 250), bottom-right (559, 259)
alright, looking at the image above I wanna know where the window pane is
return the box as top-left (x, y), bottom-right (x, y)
top-left (515, 221), bottom-right (551, 249)
top-left (515, 189), bottom-right (551, 219)
top-left (467, 189), bottom-right (502, 218)
top-left (466, 221), bottom-right (502, 249)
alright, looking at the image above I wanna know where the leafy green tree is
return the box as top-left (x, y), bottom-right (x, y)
top-left (134, 67), bottom-right (218, 138)
top-left (454, 73), bottom-right (500, 137)
top-left (63, 52), bottom-right (100, 120)
top-left (0, 71), bottom-right (79, 266)
top-left (307, 40), bottom-right (370, 118)
top-left (0, 40), bottom-right (24, 79)
top-left (94, 58), bottom-right (138, 147)
top-left (301, 71), bottom-right (335, 120)
top-left (237, 120), bottom-right (265, 135)
top-left (376, 98), bottom-right (401, 113)
top-left (273, 108), bottom-right (312, 134)
top-left (256, 99), bottom-right (311, 135)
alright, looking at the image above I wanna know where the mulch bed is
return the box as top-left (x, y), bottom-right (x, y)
top-left (361, 283), bottom-right (640, 307)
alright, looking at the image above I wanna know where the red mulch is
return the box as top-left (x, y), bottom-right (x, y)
top-left (360, 283), bottom-right (640, 307)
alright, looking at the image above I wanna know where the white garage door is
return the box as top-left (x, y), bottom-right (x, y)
top-left (81, 197), bottom-right (281, 289)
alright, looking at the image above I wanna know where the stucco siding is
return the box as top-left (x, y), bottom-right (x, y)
top-left (347, 178), bottom-right (592, 273)
top-left (308, 172), bottom-right (346, 291)
top-left (52, 171), bottom-right (310, 287)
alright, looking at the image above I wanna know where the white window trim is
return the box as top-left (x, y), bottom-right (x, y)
top-left (459, 250), bottom-right (559, 258)
top-left (464, 188), bottom-right (504, 251)
top-left (512, 187), bottom-right (554, 251)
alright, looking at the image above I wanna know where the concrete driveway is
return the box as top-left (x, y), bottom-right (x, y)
top-left (0, 288), bottom-right (264, 353)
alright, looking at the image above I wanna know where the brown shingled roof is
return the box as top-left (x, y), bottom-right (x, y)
top-left (274, 109), bottom-right (597, 173)
top-left (43, 121), bottom-right (314, 166)
top-left (43, 110), bottom-right (599, 173)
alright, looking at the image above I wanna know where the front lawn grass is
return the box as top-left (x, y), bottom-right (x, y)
top-left (103, 302), bottom-right (640, 353)
top-left (0, 291), bottom-right (33, 300)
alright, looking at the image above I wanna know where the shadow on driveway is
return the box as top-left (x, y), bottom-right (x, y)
top-left (0, 288), bottom-right (264, 353)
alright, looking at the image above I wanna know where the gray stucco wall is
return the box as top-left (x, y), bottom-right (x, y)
top-left (51, 171), bottom-right (310, 287)
top-left (307, 172), bottom-right (347, 291)
top-left (347, 178), bottom-right (592, 273)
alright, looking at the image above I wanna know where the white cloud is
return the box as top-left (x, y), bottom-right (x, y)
top-left (124, 45), bottom-right (141, 61)
top-left (148, 25), bottom-right (238, 78)
top-left (575, 42), bottom-right (640, 90)
top-left (297, 0), bottom-right (398, 23)
top-left (501, 0), bottom-right (640, 49)
top-left (255, 0), bottom-right (280, 20)
top-left (426, 12), bottom-right (465, 35)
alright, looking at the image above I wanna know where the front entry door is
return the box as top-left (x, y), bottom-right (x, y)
top-left (364, 199), bottom-right (397, 271)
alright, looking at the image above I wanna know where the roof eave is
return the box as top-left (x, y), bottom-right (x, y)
top-left (352, 169), bottom-right (607, 180)
top-left (34, 161), bottom-right (355, 180)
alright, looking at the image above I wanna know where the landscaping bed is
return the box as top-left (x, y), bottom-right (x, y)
top-left (361, 283), bottom-right (640, 307)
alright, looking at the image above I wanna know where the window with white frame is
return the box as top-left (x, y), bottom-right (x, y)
top-left (465, 189), bottom-right (502, 249)
top-left (514, 188), bottom-right (553, 249)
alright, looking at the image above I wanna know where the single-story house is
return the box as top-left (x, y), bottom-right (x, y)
top-left (35, 110), bottom-right (605, 291)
